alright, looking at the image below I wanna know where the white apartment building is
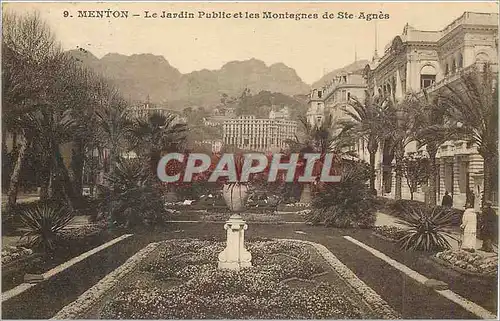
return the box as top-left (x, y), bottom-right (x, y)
top-left (223, 115), bottom-right (298, 152)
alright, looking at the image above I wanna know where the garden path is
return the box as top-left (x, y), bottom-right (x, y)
top-left (2, 223), bottom-right (496, 319)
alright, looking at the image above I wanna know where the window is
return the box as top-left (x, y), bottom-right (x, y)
top-left (318, 90), bottom-right (322, 98)
top-left (420, 65), bottom-right (437, 89)
top-left (421, 75), bottom-right (436, 89)
top-left (445, 63), bottom-right (449, 75)
top-left (347, 92), bottom-right (351, 100)
top-left (451, 59), bottom-right (456, 73)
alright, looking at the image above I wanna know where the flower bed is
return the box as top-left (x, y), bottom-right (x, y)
top-left (372, 226), bottom-right (407, 242)
top-left (57, 239), bottom-right (396, 319)
top-left (434, 250), bottom-right (498, 277)
top-left (1, 245), bottom-right (35, 265)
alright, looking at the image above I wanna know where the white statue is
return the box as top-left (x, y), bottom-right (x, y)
top-left (461, 203), bottom-right (477, 250)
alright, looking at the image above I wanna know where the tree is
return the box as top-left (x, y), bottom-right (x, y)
top-left (383, 96), bottom-right (416, 200)
top-left (401, 152), bottom-right (430, 200)
top-left (287, 114), bottom-right (356, 203)
top-left (345, 90), bottom-right (387, 192)
top-left (411, 91), bottom-right (454, 206)
top-left (128, 112), bottom-right (188, 176)
top-left (2, 11), bottom-right (61, 209)
top-left (437, 63), bottom-right (498, 206)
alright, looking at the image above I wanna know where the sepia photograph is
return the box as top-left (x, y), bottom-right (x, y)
top-left (1, 1), bottom-right (499, 319)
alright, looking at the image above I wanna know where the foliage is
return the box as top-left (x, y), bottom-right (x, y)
top-left (289, 113), bottom-right (356, 156)
top-left (101, 240), bottom-right (363, 319)
top-left (345, 90), bottom-right (388, 190)
top-left (401, 152), bottom-right (430, 200)
top-left (128, 111), bottom-right (188, 174)
top-left (19, 204), bottom-right (74, 252)
top-left (410, 91), bottom-right (451, 206)
top-left (308, 160), bottom-right (376, 228)
top-left (99, 158), bottom-right (165, 227)
top-left (437, 63), bottom-right (498, 205)
top-left (396, 206), bottom-right (457, 252)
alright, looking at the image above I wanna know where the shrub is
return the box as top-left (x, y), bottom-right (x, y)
top-left (19, 204), bottom-right (74, 252)
top-left (98, 158), bottom-right (166, 227)
top-left (307, 161), bottom-right (376, 228)
top-left (397, 206), bottom-right (457, 252)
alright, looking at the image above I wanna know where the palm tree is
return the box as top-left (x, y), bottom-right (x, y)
top-left (383, 95), bottom-right (416, 200)
top-left (411, 91), bottom-right (458, 206)
top-left (291, 114), bottom-right (355, 156)
top-left (437, 63), bottom-right (498, 205)
top-left (345, 90), bottom-right (387, 192)
top-left (128, 112), bottom-right (188, 176)
top-left (288, 114), bottom-right (356, 202)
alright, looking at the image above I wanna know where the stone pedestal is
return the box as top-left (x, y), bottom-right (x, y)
top-left (218, 214), bottom-right (252, 270)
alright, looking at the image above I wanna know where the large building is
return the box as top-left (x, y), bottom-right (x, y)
top-left (364, 11), bottom-right (498, 207)
top-left (223, 115), bottom-right (298, 152)
top-left (307, 11), bottom-right (498, 208)
top-left (307, 70), bottom-right (367, 127)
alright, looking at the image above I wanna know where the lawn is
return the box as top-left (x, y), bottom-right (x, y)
top-left (56, 239), bottom-right (386, 319)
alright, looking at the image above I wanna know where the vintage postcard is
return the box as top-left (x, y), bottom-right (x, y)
top-left (1, 1), bottom-right (498, 319)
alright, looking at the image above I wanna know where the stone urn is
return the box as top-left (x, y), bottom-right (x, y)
top-left (222, 183), bottom-right (249, 212)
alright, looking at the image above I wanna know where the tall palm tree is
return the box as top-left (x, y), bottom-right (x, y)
top-left (438, 63), bottom-right (498, 205)
top-left (128, 112), bottom-right (188, 176)
top-left (345, 90), bottom-right (387, 192)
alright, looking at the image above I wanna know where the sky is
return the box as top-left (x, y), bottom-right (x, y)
top-left (3, 1), bottom-right (499, 85)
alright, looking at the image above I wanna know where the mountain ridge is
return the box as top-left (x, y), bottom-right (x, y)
top-left (67, 49), bottom-right (311, 110)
